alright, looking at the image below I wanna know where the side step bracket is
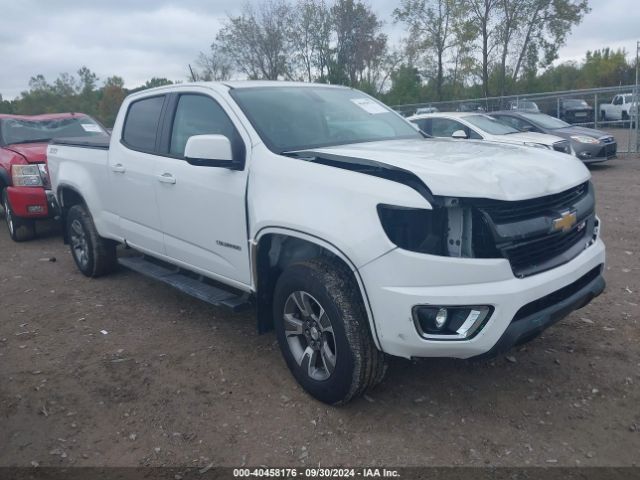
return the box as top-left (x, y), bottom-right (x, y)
top-left (118, 256), bottom-right (251, 313)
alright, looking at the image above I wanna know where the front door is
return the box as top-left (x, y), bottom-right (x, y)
top-left (153, 92), bottom-right (251, 286)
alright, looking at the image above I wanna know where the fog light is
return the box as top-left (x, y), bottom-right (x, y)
top-left (413, 305), bottom-right (493, 340)
top-left (27, 205), bottom-right (44, 213)
top-left (435, 308), bottom-right (448, 329)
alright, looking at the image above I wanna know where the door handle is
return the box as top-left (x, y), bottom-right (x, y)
top-left (111, 163), bottom-right (126, 173)
top-left (157, 172), bottom-right (176, 184)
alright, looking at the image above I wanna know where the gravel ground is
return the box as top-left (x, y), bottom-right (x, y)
top-left (1, 156), bottom-right (639, 468)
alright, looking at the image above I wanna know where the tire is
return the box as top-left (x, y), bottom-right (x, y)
top-left (2, 189), bottom-right (36, 242)
top-left (600, 111), bottom-right (606, 122)
top-left (66, 204), bottom-right (117, 277)
top-left (273, 258), bottom-right (386, 405)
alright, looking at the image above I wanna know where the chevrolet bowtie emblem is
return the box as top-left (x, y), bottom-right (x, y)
top-left (553, 211), bottom-right (577, 232)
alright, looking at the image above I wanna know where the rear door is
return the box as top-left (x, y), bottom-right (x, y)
top-left (108, 94), bottom-right (166, 253)
top-left (153, 91), bottom-right (252, 286)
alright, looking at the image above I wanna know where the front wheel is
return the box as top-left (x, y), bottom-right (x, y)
top-left (66, 204), bottom-right (117, 277)
top-left (273, 258), bottom-right (386, 405)
top-left (2, 189), bottom-right (36, 242)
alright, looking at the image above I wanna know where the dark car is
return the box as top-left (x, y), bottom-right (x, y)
top-left (558, 98), bottom-right (594, 123)
top-left (491, 111), bottom-right (616, 164)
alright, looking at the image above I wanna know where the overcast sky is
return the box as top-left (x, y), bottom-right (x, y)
top-left (0, 0), bottom-right (638, 100)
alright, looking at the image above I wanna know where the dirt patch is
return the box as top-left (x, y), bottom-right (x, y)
top-left (1, 157), bottom-right (639, 467)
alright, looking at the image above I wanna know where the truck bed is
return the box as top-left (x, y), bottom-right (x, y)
top-left (50, 134), bottom-right (110, 150)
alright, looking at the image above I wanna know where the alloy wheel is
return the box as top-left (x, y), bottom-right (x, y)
top-left (283, 291), bottom-right (337, 381)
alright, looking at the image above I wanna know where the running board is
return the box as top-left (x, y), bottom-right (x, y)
top-left (118, 256), bottom-right (251, 313)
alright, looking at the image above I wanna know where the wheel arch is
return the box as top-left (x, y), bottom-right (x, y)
top-left (253, 227), bottom-right (382, 351)
top-left (56, 184), bottom-right (87, 243)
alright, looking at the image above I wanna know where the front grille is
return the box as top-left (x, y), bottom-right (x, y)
top-left (472, 182), bottom-right (588, 224)
top-left (553, 140), bottom-right (571, 154)
top-left (502, 222), bottom-right (588, 275)
top-left (597, 141), bottom-right (617, 158)
top-left (469, 182), bottom-right (595, 277)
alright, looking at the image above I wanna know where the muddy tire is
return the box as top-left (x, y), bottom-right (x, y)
top-left (273, 258), bottom-right (386, 405)
top-left (3, 189), bottom-right (36, 242)
top-left (66, 204), bottom-right (117, 277)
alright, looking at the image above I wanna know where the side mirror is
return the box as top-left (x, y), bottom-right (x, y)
top-left (451, 130), bottom-right (468, 139)
top-left (184, 134), bottom-right (243, 170)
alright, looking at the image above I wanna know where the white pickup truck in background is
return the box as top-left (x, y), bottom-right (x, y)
top-left (599, 93), bottom-right (638, 122)
top-left (47, 82), bottom-right (606, 404)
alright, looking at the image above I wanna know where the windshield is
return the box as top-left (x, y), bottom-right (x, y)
top-left (464, 115), bottom-right (519, 135)
top-left (520, 112), bottom-right (570, 129)
top-left (0, 116), bottom-right (105, 146)
top-left (230, 86), bottom-right (421, 153)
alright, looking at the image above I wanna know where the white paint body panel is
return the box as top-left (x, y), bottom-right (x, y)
top-left (48, 81), bottom-right (605, 360)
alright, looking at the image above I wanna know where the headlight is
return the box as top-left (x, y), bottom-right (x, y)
top-left (571, 135), bottom-right (600, 144)
top-left (377, 201), bottom-right (473, 257)
top-left (11, 164), bottom-right (44, 187)
top-left (523, 142), bottom-right (550, 149)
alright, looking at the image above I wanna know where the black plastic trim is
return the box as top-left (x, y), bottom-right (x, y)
top-left (475, 265), bottom-right (605, 359)
top-left (293, 151), bottom-right (436, 204)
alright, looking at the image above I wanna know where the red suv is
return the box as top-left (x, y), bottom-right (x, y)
top-left (0, 113), bottom-right (108, 241)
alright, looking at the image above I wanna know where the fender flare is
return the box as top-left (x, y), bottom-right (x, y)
top-left (254, 226), bottom-right (383, 351)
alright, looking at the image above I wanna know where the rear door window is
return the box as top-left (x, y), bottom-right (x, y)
top-left (122, 96), bottom-right (165, 152)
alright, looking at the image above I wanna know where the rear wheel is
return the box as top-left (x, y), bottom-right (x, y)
top-left (2, 189), bottom-right (36, 242)
top-left (273, 258), bottom-right (386, 405)
top-left (66, 204), bottom-right (117, 277)
top-left (600, 111), bottom-right (606, 122)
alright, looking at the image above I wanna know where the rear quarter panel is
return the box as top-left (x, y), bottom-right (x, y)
top-left (47, 144), bottom-right (118, 237)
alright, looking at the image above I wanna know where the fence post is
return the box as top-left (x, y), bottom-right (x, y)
top-left (556, 97), bottom-right (560, 119)
top-left (594, 93), bottom-right (598, 128)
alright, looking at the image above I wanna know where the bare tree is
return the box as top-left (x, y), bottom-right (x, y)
top-left (509, 0), bottom-right (590, 83)
top-left (196, 41), bottom-right (233, 81)
top-left (394, 0), bottom-right (461, 101)
top-left (290, 0), bottom-right (333, 81)
top-left (330, 0), bottom-right (388, 87)
top-left (216, 0), bottom-right (296, 80)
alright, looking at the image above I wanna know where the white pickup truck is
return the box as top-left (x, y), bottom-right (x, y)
top-left (47, 82), bottom-right (606, 404)
top-left (599, 93), bottom-right (638, 122)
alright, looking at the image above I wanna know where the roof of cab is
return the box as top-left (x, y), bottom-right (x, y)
top-left (129, 80), bottom-right (351, 98)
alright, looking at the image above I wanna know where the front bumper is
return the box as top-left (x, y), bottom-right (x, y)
top-left (6, 186), bottom-right (59, 219)
top-left (573, 141), bottom-right (617, 164)
top-left (359, 237), bottom-right (605, 359)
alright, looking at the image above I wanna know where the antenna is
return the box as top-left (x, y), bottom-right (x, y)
top-left (188, 64), bottom-right (197, 82)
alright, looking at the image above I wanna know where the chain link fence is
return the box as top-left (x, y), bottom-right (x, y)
top-left (393, 84), bottom-right (640, 154)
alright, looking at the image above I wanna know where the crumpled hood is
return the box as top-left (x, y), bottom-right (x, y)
top-left (310, 138), bottom-right (590, 201)
top-left (5, 143), bottom-right (48, 163)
